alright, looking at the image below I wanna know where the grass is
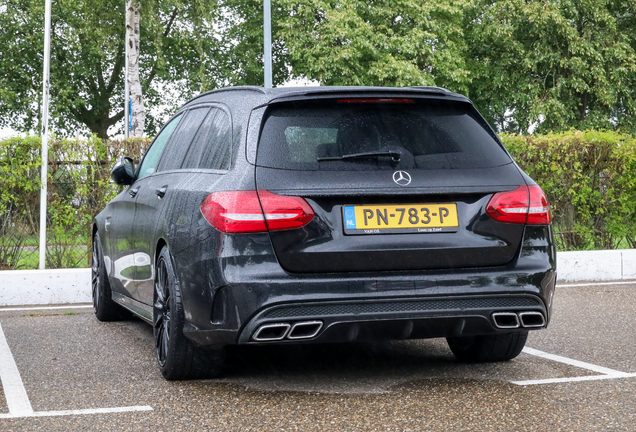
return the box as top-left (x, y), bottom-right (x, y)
top-left (1, 229), bottom-right (91, 269)
top-left (26, 310), bottom-right (77, 317)
top-left (20, 234), bottom-right (90, 247)
top-left (14, 245), bottom-right (90, 270)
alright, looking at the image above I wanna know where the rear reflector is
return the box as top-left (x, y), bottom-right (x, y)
top-left (200, 190), bottom-right (314, 233)
top-left (486, 185), bottom-right (551, 225)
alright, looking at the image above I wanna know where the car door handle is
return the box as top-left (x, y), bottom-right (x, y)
top-left (156, 187), bottom-right (167, 198)
top-left (129, 187), bottom-right (139, 198)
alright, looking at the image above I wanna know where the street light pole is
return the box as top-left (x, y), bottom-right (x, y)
top-left (264, 0), bottom-right (272, 88)
top-left (39, 0), bottom-right (52, 270)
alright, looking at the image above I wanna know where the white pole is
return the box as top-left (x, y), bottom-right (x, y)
top-left (39, 0), bottom-right (52, 270)
top-left (124, 1), bottom-right (130, 138)
top-left (264, 0), bottom-right (272, 88)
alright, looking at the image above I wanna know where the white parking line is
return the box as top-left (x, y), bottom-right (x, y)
top-left (0, 406), bottom-right (153, 419)
top-left (522, 347), bottom-right (632, 376)
top-left (512, 373), bottom-right (636, 386)
top-left (512, 347), bottom-right (636, 386)
top-left (0, 305), bottom-right (92, 312)
top-left (557, 280), bottom-right (636, 288)
top-left (0, 323), bottom-right (33, 416)
top-left (0, 322), bottom-right (152, 419)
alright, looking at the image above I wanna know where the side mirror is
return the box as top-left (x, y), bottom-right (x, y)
top-left (111, 156), bottom-right (136, 186)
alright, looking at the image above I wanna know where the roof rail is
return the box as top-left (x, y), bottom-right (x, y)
top-left (188, 85), bottom-right (266, 103)
top-left (408, 86), bottom-right (452, 94)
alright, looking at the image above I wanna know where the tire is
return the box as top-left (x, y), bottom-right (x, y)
top-left (153, 246), bottom-right (225, 380)
top-left (446, 331), bottom-right (528, 363)
top-left (92, 232), bottom-right (127, 321)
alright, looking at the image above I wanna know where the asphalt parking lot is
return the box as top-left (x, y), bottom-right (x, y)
top-left (1, 282), bottom-right (636, 431)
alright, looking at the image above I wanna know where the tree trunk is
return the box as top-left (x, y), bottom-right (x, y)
top-left (579, 91), bottom-right (589, 122)
top-left (127, 1), bottom-right (145, 137)
top-left (92, 124), bottom-right (110, 141)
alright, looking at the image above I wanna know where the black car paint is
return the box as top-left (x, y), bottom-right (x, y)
top-left (257, 164), bottom-right (527, 273)
top-left (94, 86), bottom-right (556, 347)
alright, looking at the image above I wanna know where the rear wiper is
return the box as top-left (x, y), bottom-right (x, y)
top-left (317, 151), bottom-right (401, 163)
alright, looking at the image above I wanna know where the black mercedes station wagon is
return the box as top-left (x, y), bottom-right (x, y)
top-left (92, 86), bottom-right (556, 380)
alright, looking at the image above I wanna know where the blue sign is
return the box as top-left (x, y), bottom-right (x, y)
top-left (343, 206), bottom-right (357, 229)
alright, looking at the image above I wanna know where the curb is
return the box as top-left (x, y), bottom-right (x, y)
top-left (0, 268), bottom-right (91, 306)
top-left (1, 249), bottom-right (635, 306)
top-left (558, 249), bottom-right (636, 282)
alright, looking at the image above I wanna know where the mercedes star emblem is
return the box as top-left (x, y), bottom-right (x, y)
top-left (392, 170), bottom-right (412, 186)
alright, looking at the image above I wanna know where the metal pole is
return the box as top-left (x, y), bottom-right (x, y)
top-left (264, 0), bottom-right (272, 88)
top-left (124, 1), bottom-right (130, 138)
top-left (39, 0), bottom-right (52, 270)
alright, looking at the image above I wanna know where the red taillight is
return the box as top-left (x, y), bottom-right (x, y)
top-left (257, 190), bottom-right (315, 231)
top-left (200, 191), bottom-right (266, 233)
top-left (526, 185), bottom-right (552, 225)
top-left (200, 190), bottom-right (314, 233)
top-left (486, 185), bottom-right (551, 225)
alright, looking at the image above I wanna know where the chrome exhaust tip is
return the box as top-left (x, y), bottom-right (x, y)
top-left (252, 323), bottom-right (291, 341)
top-left (492, 312), bottom-right (520, 329)
top-left (519, 312), bottom-right (546, 328)
top-left (287, 321), bottom-right (323, 340)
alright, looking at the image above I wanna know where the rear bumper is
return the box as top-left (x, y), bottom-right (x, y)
top-left (179, 225), bottom-right (557, 347)
top-left (236, 293), bottom-right (547, 344)
top-left (183, 268), bottom-right (556, 347)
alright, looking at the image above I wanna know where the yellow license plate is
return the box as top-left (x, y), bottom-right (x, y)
top-left (343, 203), bottom-right (459, 234)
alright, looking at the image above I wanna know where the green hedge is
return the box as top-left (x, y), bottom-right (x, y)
top-left (0, 135), bottom-right (150, 269)
top-left (502, 131), bottom-right (636, 251)
top-left (1, 130), bottom-right (635, 269)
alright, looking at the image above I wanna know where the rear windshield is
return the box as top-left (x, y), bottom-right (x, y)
top-left (256, 99), bottom-right (511, 171)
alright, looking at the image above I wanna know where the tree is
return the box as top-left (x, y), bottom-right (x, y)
top-left (127, 0), bottom-right (145, 137)
top-left (276, 0), bottom-right (470, 91)
top-left (465, 0), bottom-right (636, 134)
top-left (216, 0), bottom-right (291, 86)
top-left (0, 0), bottom-right (226, 139)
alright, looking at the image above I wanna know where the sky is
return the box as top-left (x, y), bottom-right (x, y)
top-left (0, 127), bottom-right (21, 139)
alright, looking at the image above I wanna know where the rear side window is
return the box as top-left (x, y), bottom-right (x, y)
top-left (157, 108), bottom-right (209, 172)
top-left (256, 99), bottom-right (511, 171)
top-left (137, 113), bottom-right (183, 179)
top-left (182, 108), bottom-right (232, 170)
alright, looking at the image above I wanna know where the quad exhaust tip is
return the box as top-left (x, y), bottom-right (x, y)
top-left (519, 311), bottom-right (546, 328)
top-left (288, 321), bottom-right (323, 339)
top-left (253, 321), bottom-right (323, 341)
top-left (492, 312), bottom-right (546, 329)
top-left (492, 312), bottom-right (520, 329)
top-left (252, 323), bottom-right (291, 341)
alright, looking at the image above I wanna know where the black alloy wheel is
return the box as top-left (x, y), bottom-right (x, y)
top-left (154, 257), bottom-right (171, 367)
top-left (91, 242), bottom-right (101, 313)
top-left (92, 232), bottom-right (126, 321)
top-left (152, 246), bottom-right (225, 380)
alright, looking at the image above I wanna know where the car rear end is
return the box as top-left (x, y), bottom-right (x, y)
top-left (190, 87), bottom-right (556, 352)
